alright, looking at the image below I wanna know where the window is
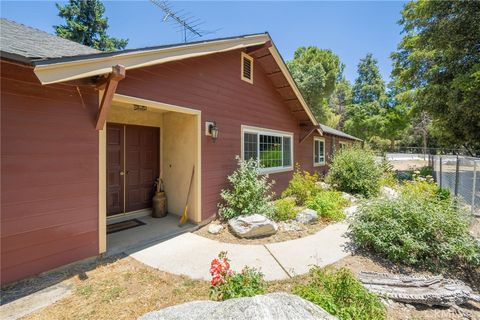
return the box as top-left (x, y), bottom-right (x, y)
top-left (241, 52), bottom-right (254, 84)
top-left (242, 126), bottom-right (293, 173)
top-left (314, 137), bottom-right (325, 166)
top-left (339, 141), bottom-right (349, 149)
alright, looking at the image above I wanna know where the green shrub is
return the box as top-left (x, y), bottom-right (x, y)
top-left (293, 267), bottom-right (386, 320)
top-left (271, 197), bottom-right (298, 221)
top-left (351, 179), bottom-right (480, 271)
top-left (282, 166), bottom-right (320, 205)
top-left (218, 157), bottom-right (274, 220)
top-left (326, 147), bottom-right (383, 198)
top-left (210, 252), bottom-right (266, 301)
top-left (306, 191), bottom-right (348, 221)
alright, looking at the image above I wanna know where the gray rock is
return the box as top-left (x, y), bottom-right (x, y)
top-left (316, 181), bottom-right (331, 190)
top-left (279, 221), bottom-right (304, 232)
top-left (228, 214), bottom-right (278, 238)
top-left (296, 208), bottom-right (318, 224)
top-left (380, 186), bottom-right (399, 200)
top-left (343, 205), bottom-right (359, 218)
top-left (139, 292), bottom-right (336, 320)
top-left (341, 192), bottom-right (358, 203)
top-left (208, 223), bottom-right (223, 235)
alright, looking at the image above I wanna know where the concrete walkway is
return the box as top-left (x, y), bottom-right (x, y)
top-left (130, 222), bottom-right (351, 281)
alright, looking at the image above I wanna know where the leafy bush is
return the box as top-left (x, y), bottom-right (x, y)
top-left (326, 147), bottom-right (383, 198)
top-left (271, 197), bottom-right (298, 221)
top-left (209, 252), bottom-right (266, 301)
top-left (282, 166), bottom-right (320, 205)
top-left (218, 157), bottom-right (274, 220)
top-left (351, 179), bottom-right (480, 271)
top-left (293, 267), bottom-right (386, 320)
top-left (306, 191), bottom-right (348, 221)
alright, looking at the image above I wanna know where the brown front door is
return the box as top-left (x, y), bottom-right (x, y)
top-left (106, 124), bottom-right (159, 216)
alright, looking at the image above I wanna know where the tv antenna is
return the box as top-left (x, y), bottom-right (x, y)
top-left (150, 0), bottom-right (216, 43)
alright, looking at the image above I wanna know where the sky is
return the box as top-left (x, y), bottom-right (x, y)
top-left (1, 1), bottom-right (406, 83)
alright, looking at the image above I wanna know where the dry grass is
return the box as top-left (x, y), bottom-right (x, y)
top-left (23, 257), bottom-right (209, 320)
top-left (19, 244), bottom-right (480, 320)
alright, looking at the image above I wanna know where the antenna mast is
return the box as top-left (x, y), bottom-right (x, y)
top-left (150, 0), bottom-right (205, 43)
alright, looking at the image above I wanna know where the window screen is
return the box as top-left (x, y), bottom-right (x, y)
top-left (314, 139), bottom-right (325, 164)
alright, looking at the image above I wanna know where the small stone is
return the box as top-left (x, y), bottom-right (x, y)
top-left (341, 192), bottom-right (358, 203)
top-left (279, 221), bottom-right (304, 232)
top-left (296, 208), bottom-right (318, 224)
top-left (380, 186), bottom-right (399, 200)
top-left (208, 224), bottom-right (223, 235)
top-left (316, 181), bottom-right (331, 190)
top-left (343, 205), bottom-right (358, 218)
top-left (228, 214), bottom-right (278, 238)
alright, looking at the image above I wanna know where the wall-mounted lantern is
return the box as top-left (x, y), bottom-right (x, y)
top-left (205, 121), bottom-right (219, 143)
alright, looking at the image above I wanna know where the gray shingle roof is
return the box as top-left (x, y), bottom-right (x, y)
top-left (0, 18), bottom-right (100, 63)
top-left (320, 124), bottom-right (362, 141)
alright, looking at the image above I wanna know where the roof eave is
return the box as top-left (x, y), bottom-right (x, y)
top-left (32, 34), bottom-right (270, 85)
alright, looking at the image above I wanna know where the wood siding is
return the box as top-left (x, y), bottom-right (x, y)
top-left (116, 49), bottom-right (346, 220)
top-left (1, 60), bottom-right (99, 285)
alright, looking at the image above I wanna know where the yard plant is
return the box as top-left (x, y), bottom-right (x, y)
top-left (282, 166), bottom-right (320, 205)
top-left (306, 190), bottom-right (348, 221)
top-left (209, 252), bottom-right (266, 301)
top-left (351, 179), bottom-right (480, 271)
top-left (271, 197), bottom-right (298, 221)
top-left (218, 157), bottom-right (274, 220)
top-left (293, 267), bottom-right (386, 320)
top-left (326, 147), bottom-right (383, 198)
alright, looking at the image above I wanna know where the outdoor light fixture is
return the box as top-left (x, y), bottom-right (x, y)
top-left (206, 121), bottom-right (219, 143)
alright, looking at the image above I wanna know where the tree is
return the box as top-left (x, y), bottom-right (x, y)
top-left (391, 1), bottom-right (480, 151)
top-left (287, 47), bottom-right (343, 125)
top-left (344, 54), bottom-right (388, 141)
top-left (329, 78), bottom-right (352, 130)
top-left (54, 0), bottom-right (128, 52)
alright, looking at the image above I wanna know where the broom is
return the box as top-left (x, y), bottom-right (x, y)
top-left (179, 166), bottom-right (195, 225)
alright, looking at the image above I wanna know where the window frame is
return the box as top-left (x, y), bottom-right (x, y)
top-left (241, 52), bottom-right (254, 84)
top-left (313, 136), bottom-right (326, 166)
top-left (339, 141), bottom-right (349, 149)
top-left (241, 125), bottom-right (294, 174)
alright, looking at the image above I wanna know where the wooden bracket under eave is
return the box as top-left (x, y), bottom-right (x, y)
top-left (95, 65), bottom-right (126, 130)
top-left (299, 124), bottom-right (322, 144)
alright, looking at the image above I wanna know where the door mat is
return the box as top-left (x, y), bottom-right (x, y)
top-left (107, 219), bottom-right (146, 234)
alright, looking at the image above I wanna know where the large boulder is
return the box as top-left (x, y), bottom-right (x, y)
top-left (228, 214), bottom-right (278, 238)
top-left (296, 208), bottom-right (318, 224)
top-left (139, 292), bottom-right (336, 320)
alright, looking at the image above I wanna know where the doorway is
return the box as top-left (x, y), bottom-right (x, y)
top-left (106, 123), bottom-right (159, 216)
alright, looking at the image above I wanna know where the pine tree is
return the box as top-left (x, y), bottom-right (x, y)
top-left (54, 0), bottom-right (128, 52)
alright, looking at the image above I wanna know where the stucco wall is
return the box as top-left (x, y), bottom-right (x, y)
top-left (162, 112), bottom-right (199, 222)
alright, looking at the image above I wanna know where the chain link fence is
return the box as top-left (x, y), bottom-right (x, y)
top-left (432, 155), bottom-right (480, 215)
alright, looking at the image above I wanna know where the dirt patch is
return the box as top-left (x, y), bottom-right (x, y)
top-left (471, 216), bottom-right (480, 239)
top-left (194, 219), bottom-right (329, 245)
top-left (389, 159), bottom-right (428, 171)
top-left (22, 257), bottom-right (209, 320)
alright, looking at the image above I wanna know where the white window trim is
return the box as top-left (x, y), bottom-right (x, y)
top-left (241, 52), bottom-right (254, 84)
top-left (241, 125), bottom-right (294, 174)
top-left (313, 137), bottom-right (326, 166)
top-left (339, 141), bottom-right (349, 148)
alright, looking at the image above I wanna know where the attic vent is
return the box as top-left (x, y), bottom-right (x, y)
top-left (241, 52), bottom-right (254, 84)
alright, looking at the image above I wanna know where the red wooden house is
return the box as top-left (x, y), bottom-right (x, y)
top-left (0, 19), bottom-right (360, 285)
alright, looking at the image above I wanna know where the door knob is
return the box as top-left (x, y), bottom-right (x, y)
top-left (120, 171), bottom-right (125, 176)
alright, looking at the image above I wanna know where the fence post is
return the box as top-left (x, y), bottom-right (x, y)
top-left (454, 154), bottom-right (460, 196)
top-left (472, 160), bottom-right (477, 214)
top-left (439, 156), bottom-right (443, 188)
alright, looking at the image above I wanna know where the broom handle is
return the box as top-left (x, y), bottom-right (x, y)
top-left (185, 166), bottom-right (195, 207)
